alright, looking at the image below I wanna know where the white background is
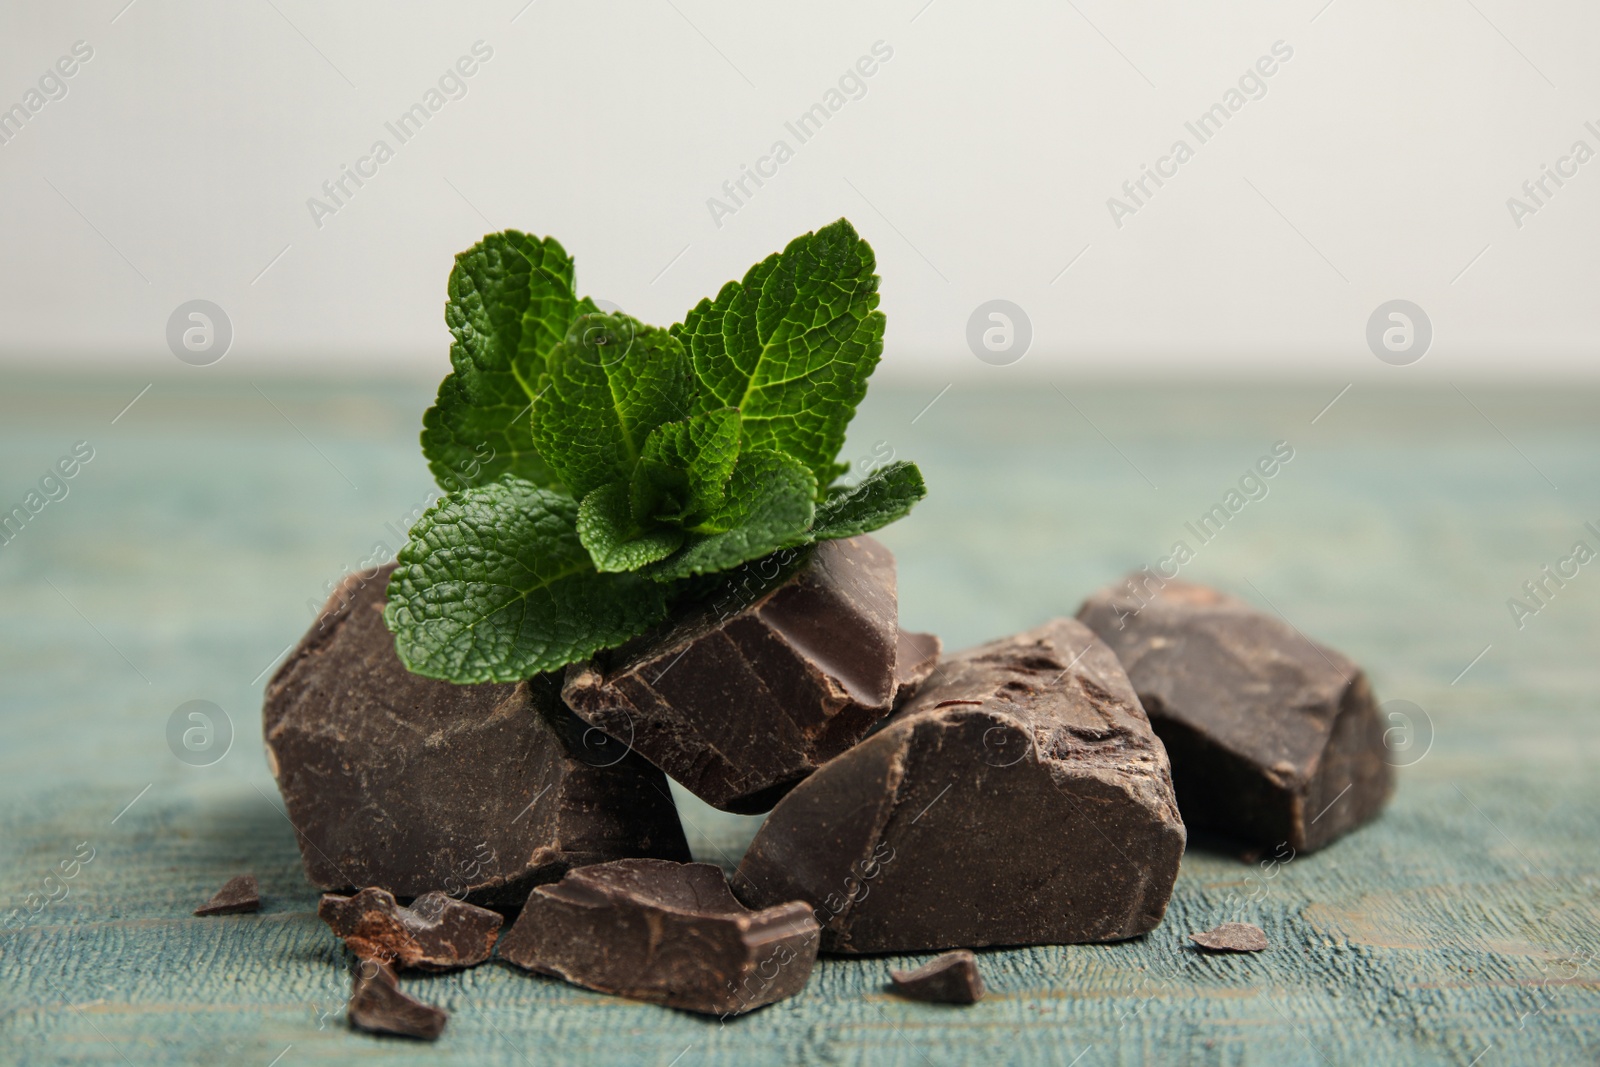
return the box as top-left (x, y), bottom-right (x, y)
top-left (1, 0), bottom-right (1596, 379)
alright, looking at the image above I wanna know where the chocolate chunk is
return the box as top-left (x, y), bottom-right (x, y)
top-left (319, 887), bottom-right (501, 971)
top-left (1077, 576), bottom-right (1393, 853)
top-left (263, 564), bottom-right (689, 904)
top-left (499, 858), bottom-right (820, 1016)
top-left (1190, 922), bottom-right (1268, 952)
top-left (194, 874), bottom-right (259, 916)
top-left (348, 961), bottom-right (447, 1041)
top-left (563, 537), bottom-right (905, 813)
top-left (889, 950), bottom-right (985, 1004)
top-left (735, 619), bottom-right (1185, 953)
top-left (894, 629), bottom-right (942, 703)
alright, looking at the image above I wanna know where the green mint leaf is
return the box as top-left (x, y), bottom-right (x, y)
top-left (577, 482), bottom-right (684, 573)
top-left (422, 232), bottom-right (587, 492)
top-left (644, 449), bottom-right (817, 581)
top-left (675, 218), bottom-right (884, 493)
top-left (808, 460), bottom-right (926, 541)
top-left (631, 407), bottom-right (742, 525)
top-left (384, 476), bottom-right (670, 682)
top-left (531, 312), bottom-right (694, 502)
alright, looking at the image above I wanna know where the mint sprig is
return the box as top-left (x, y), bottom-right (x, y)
top-left (388, 218), bottom-right (926, 683)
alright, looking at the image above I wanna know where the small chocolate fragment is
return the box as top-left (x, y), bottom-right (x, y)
top-left (348, 961), bottom-right (447, 1041)
top-left (564, 537), bottom-right (906, 813)
top-left (264, 564), bottom-right (689, 904)
top-left (1190, 922), bottom-right (1268, 952)
top-left (889, 950), bottom-right (985, 1004)
top-left (319, 887), bottom-right (501, 971)
top-left (735, 619), bottom-right (1185, 953)
top-left (894, 629), bottom-right (942, 704)
top-left (499, 858), bottom-right (819, 1015)
top-left (194, 874), bottom-right (259, 916)
top-left (1077, 576), bottom-right (1393, 853)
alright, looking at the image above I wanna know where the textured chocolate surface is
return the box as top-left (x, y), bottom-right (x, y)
top-left (893, 629), bottom-right (942, 704)
top-left (499, 858), bottom-right (820, 1016)
top-left (193, 874), bottom-right (259, 916)
top-left (1077, 576), bottom-right (1392, 853)
top-left (347, 961), bottom-right (447, 1040)
top-left (319, 887), bottom-right (501, 971)
top-left (889, 950), bottom-right (985, 1004)
top-left (263, 564), bottom-right (689, 904)
top-left (735, 618), bottom-right (1185, 953)
top-left (563, 537), bottom-right (905, 813)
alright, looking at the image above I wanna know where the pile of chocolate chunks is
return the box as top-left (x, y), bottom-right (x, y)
top-left (264, 537), bottom-right (1392, 1036)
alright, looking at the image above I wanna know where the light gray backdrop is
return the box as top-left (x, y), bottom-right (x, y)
top-left (1, 0), bottom-right (1595, 378)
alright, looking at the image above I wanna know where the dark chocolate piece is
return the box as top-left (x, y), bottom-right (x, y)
top-left (194, 874), bottom-right (259, 916)
top-left (735, 618), bottom-right (1185, 953)
top-left (1190, 922), bottom-right (1268, 952)
top-left (319, 887), bottom-right (501, 971)
top-left (499, 858), bottom-right (819, 1016)
top-left (889, 950), bottom-right (985, 1004)
top-left (264, 564), bottom-right (689, 905)
top-left (563, 537), bottom-right (905, 813)
top-left (348, 961), bottom-right (447, 1041)
top-left (1077, 576), bottom-right (1393, 853)
top-left (894, 629), bottom-right (942, 704)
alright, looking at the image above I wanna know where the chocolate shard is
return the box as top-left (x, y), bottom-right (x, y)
top-left (264, 564), bottom-right (689, 905)
top-left (1190, 922), bottom-right (1268, 953)
top-left (889, 950), bottom-right (985, 1004)
top-left (563, 537), bottom-right (904, 814)
top-left (194, 874), bottom-right (260, 916)
top-left (1077, 576), bottom-right (1393, 854)
top-left (499, 858), bottom-right (820, 1016)
top-left (894, 630), bottom-right (942, 704)
top-left (319, 887), bottom-right (501, 971)
top-left (734, 618), bottom-right (1185, 953)
top-left (348, 961), bottom-right (447, 1041)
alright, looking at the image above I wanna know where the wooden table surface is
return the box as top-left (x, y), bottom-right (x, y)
top-left (2, 372), bottom-right (1596, 1066)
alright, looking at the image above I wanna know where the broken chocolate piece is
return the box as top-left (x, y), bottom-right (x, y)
top-left (348, 961), bottom-right (447, 1040)
top-left (894, 629), bottom-right (942, 704)
top-left (263, 564), bottom-right (689, 904)
top-left (735, 618), bottom-right (1185, 953)
top-left (194, 874), bottom-right (260, 916)
top-left (1190, 922), bottom-right (1268, 952)
top-left (889, 950), bottom-right (985, 1004)
top-left (499, 858), bottom-right (819, 1015)
top-left (1077, 576), bottom-right (1393, 853)
top-left (319, 887), bottom-right (501, 971)
top-left (563, 537), bottom-right (905, 813)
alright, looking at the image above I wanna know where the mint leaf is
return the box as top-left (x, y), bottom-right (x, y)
top-left (384, 476), bottom-right (670, 682)
top-left (577, 481), bottom-right (684, 573)
top-left (631, 407), bottom-right (741, 525)
top-left (675, 219), bottom-right (884, 492)
top-left (422, 232), bottom-right (587, 492)
top-left (645, 449), bottom-right (817, 581)
top-left (809, 461), bottom-right (926, 541)
top-left (531, 312), bottom-right (694, 502)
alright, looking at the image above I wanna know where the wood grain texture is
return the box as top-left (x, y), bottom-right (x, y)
top-left (1, 375), bottom-right (1596, 1065)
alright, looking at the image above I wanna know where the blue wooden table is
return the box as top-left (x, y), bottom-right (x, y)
top-left (2, 371), bottom-right (1596, 1065)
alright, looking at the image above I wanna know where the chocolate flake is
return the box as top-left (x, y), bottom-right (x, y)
top-left (347, 960), bottom-right (447, 1041)
top-left (563, 537), bottom-right (911, 813)
top-left (735, 618), bottom-right (1185, 953)
top-left (319, 887), bottom-right (501, 971)
top-left (194, 874), bottom-right (259, 916)
top-left (263, 564), bottom-right (689, 904)
top-left (1190, 922), bottom-right (1268, 952)
top-left (1078, 576), bottom-right (1393, 853)
top-left (499, 858), bottom-right (820, 1016)
top-left (889, 950), bottom-right (985, 1004)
